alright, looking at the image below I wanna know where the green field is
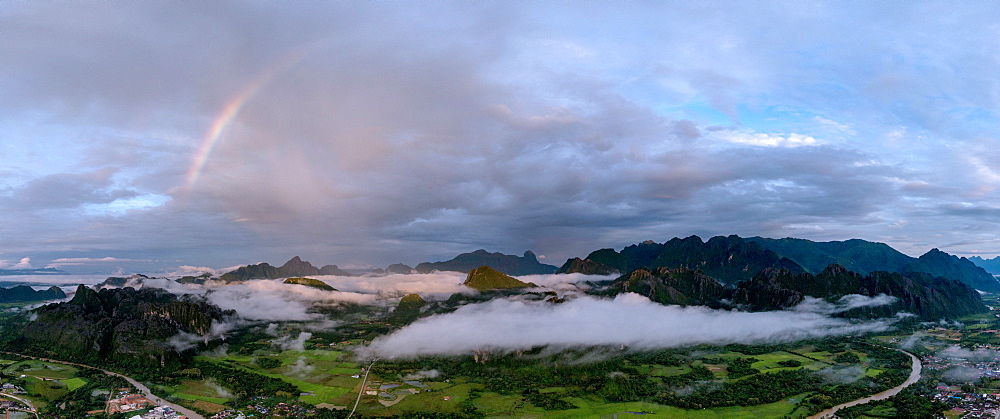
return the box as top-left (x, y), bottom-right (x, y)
top-left (529, 394), bottom-right (810, 419)
top-left (186, 342), bottom-right (902, 417)
top-left (63, 377), bottom-right (87, 391)
top-left (198, 350), bottom-right (358, 405)
top-left (3, 360), bottom-right (78, 380)
top-left (175, 392), bottom-right (229, 404)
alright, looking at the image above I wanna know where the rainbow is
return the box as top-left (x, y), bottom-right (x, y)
top-left (185, 45), bottom-right (318, 191)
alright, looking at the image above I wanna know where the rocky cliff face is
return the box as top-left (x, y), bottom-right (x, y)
top-left (584, 235), bottom-right (804, 286)
top-left (557, 258), bottom-right (617, 275)
top-left (747, 237), bottom-right (1000, 292)
top-left (726, 265), bottom-right (988, 319)
top-left (11, 285), bottom-right (233, 368)
top-left (598, 257), bottom-right (986, 320)
top-left (605, 267), bottom-right (728, 307)
top-left (729, 268), bottom-right (807, 311)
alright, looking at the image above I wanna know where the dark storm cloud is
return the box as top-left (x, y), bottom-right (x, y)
top-left (2, 168), bottom-right (137, 210)
top-left (5, 2), bottom-right (1000, 271)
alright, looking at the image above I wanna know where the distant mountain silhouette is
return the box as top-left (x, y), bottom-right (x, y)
top-left (218, 256), bottom-right (354, 282)
top-left (970, 255), bottom-right (1000, 275)
top-left (747, 237), bottom-right (1000, 292)
top-left (385, 263), bottom-right (414, 274)
top-left (415, 250), bottom-right (557, 276)
top-left (318, 264), bottom-right (352, 276)
top-left (0, 285), bottom-right (66, 303)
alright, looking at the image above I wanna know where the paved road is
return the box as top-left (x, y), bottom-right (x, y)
top-left (1, 352), bottom-right (203, 419)
top-left (807, 349), bottom-right (921, 419)
top-left (0, 392), bottom-right (38, 418)
top-left (348, 358), bottom-right (377, 419)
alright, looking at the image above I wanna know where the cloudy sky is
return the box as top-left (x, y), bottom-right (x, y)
top-left (4, 2), bottom-right (1000, 273)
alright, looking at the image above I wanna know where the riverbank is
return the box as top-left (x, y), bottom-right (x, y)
top-left (808, 349), bottom-right (921, 419)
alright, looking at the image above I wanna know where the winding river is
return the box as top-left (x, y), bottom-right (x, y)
top-left (807, 349), bottom-right (921, 419)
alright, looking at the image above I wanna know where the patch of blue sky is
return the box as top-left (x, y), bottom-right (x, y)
top-left (668, 100), bottom-right (734, 127)
top-left (663, 99), bottom-right (854, 143)
top-left (0, 117), bottom-right (90, 181)
top-left (943, 106), bottom-right (1000, 136)
top-left (83, 194), bottom-right (170, 216)
top-left (735, 105), bottom-right (855, 138)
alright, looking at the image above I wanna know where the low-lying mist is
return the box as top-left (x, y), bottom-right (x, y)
top-left (104, 272), bottom-right (613, 323)
top-left (369, 293), bottom-right (899, 358)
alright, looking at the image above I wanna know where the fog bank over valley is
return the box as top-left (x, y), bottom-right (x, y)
top-left (368, 292), bottom-right (900, 358)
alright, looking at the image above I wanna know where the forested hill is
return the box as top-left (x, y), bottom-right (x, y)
top-left (747, 237), bottom-right (1000, 292)
top-left (602, 264), bottom-right (987, 319)
top-left (415, 249), bottom-right (558, 275)
top-left (569, 235), bottom-right (803, 286)
top-left (560, 235), bottom-right (1000, 292)
top-left (4, 285), bottom-right (233, 370)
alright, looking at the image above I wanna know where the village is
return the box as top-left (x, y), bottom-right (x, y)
top-left (105, 390), bottom-right (186, 419)
top-left (207, 397), bottom-right (323, 419)
top-left (921, 352), bottom-right (1000, 418)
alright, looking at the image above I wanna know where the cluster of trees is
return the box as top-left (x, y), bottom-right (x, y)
top-left (194, 360), bottom-right (298, 398)
top-left (836, 389), bottom-right (946, 418)
top-left (660, 369), bottom-right (822, 408)
top-left (45, 367), bottom-right (132, 418)
top-left (374, 339), bottom-right (913, 414)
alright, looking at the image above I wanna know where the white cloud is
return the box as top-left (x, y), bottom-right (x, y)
top-left (272, 332), bottom-right (312, 351)
top-left (115, 277), bottom-right (378, 322)
top-left (46, 257), bottom-right (152, 267)
top-left (316, 272), bottom-right (474, 299)
top-left (3, 258), bottom-right (34, 269)
top-left (715, 131), bottom-right (822, 148)
top-left (792, 294), bottom-right (898, 315)
top-left (368, 293), bottom-right (897, 358)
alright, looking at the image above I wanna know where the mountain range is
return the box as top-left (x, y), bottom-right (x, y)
top-left (415, 249), bottom-right (557, 275)
top-left (747, 237), bottom-right (999, 291)
top-left (562, 235), bottom-right (1000, 292)
top-left (218, 256), bottom-right (352, 282)
top-left (602, 263), bottom-right (985, 320)
top-left (0, 285), bottom-right (66, 303)
top-left (970, 256), bottom-right (1000, 275)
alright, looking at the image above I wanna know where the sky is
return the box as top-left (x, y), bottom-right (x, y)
top-left (4, 2), bottom-right (1000, 274)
